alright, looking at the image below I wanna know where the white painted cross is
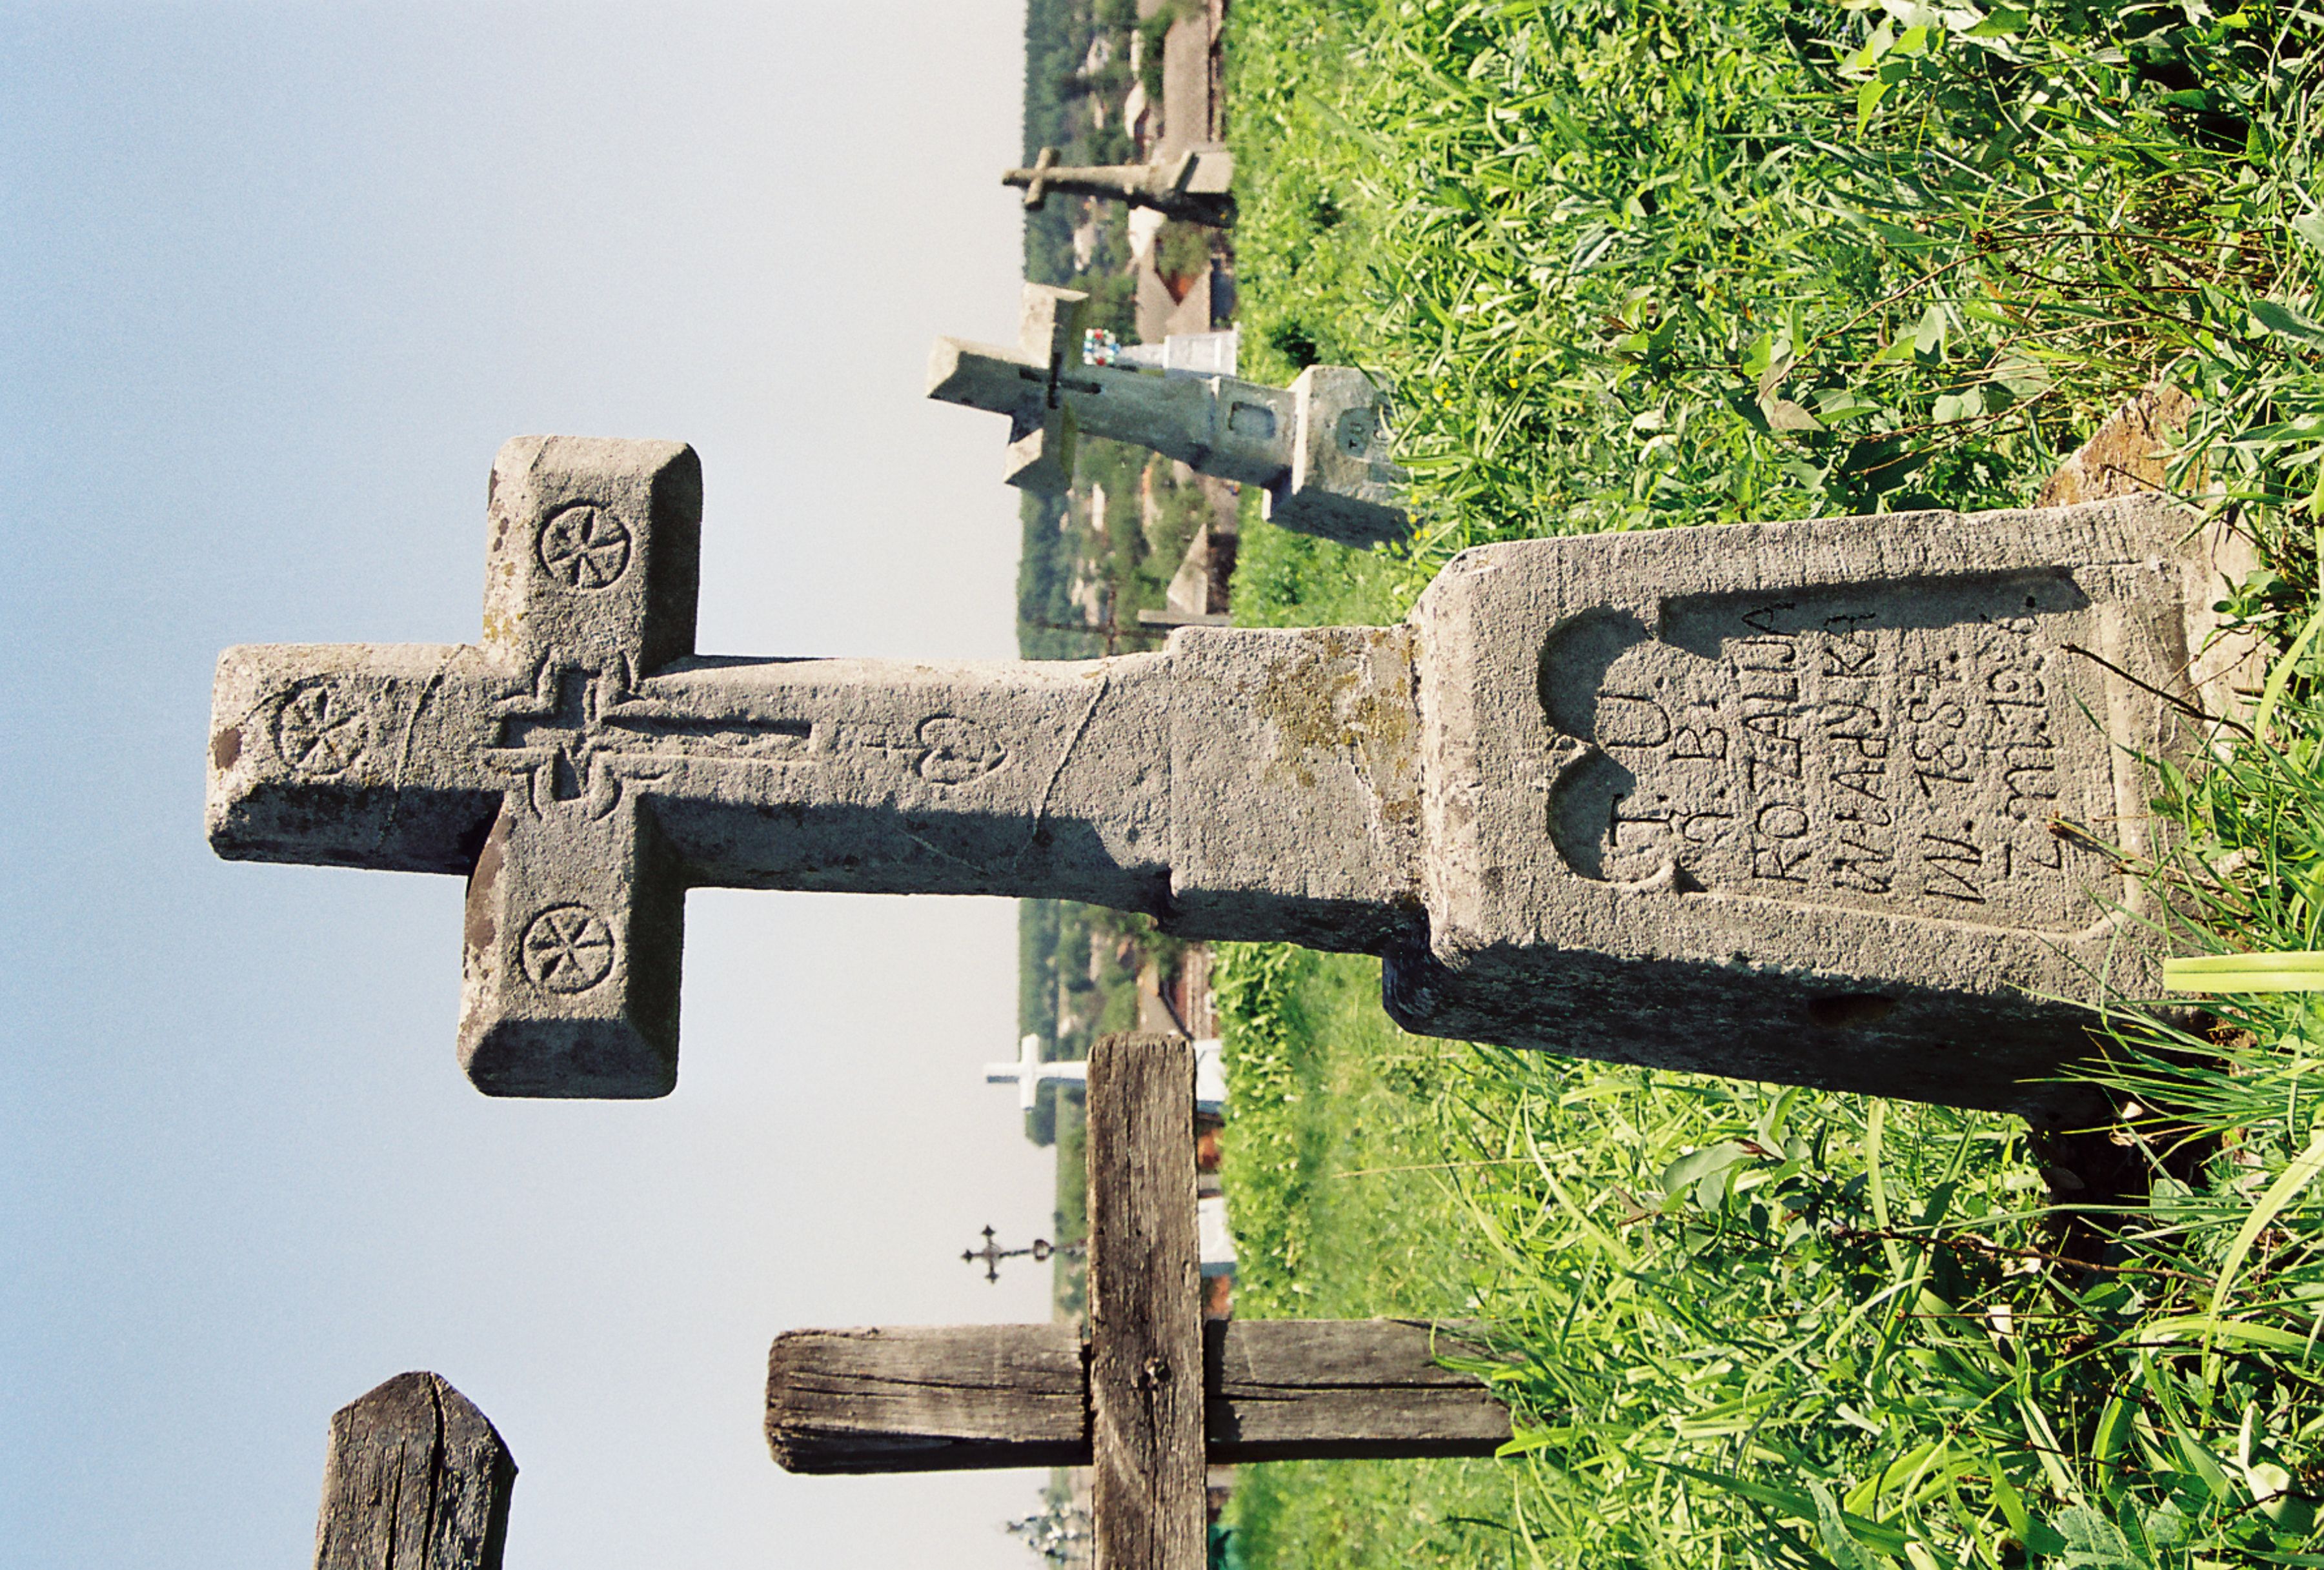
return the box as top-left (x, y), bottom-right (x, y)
top-left (985, 1032), bottom-right (1088, 1112)
top-left (928, 283), bottom-right (1409, 548)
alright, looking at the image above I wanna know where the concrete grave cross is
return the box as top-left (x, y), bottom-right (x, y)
top-left (1012, 145), bottom-right (1060, 206)
top-left (929, 282), bottom-right (1409, 548)
top-left (987, 1031), bottom-right (1089, 1112)
top-left (769, 1035), bottom-right (1513, 1569)
top-left (991, 283), bottom-right (1089, 494)
top-left (1004, 144), bottom-right (1238, 226)
top-left (210, 435), bottom-right (2240, 1117)
top-left (209, 436), bottom-right (1178, 1099)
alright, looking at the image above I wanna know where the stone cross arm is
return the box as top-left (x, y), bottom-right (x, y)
top-left (927, 283), bottom-right (1409, 548)
top-left (208, 438), bottom-right (1407, 1098)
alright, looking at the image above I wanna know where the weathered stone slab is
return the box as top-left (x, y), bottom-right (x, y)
top-left (1395, 501), bottom-right (2211, 1119)
top-left (208, 436), bottom-right (2223, 1114)
top-left (928, 283), bottom-right (1408, 548)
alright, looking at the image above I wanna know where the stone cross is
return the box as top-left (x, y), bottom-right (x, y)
top-left (210, 436), bottom-right (1182, 1097)
top-left (1004, 145), bottom-right (1237, 226)
top-left (767, 1036), bottom-right (1512, 1569)
top-left (927, 283), bottom-right (1408, 548)
top-left (988, 1031), bottom-right (1089, 1111)
top-left (208, 436), bottom-right (2232, 1116)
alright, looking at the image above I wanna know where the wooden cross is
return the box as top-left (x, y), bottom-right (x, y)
top-left (766, 1034), bottom-right (1512, 1569)
top-left (311, 1373), bottom-right (516, 1570)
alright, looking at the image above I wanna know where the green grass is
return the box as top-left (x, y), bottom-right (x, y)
top-left (1216, 945), bottom-right (2189, 1567)
top-left (1213, 1), bottom-right (2324, 1565)
top-left (1215, 947), bottom-right (1479, 1322)
top-left (1213, 945), bottom-right (1537, 1569)
top-left (1228, 0), bottom-right (2324, 580)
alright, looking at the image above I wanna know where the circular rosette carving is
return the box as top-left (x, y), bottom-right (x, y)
top-left (272, 681), bottom-right (373, 777)
top-left (536, 503), bottom-right (634, 591)
top-left (916, 715), bottom-right (1008, 785)
top-left (520, 903), bottom-right (618, 993)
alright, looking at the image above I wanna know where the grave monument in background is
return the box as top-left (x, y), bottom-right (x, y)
top-left (927, 283), bottom-right (1409, 548)
top-left (208, 434), bottom-right (2236, 1118)
top-left (770, 1035), bottom-right (1511, 1570)
top-left (1005, 145), bottom-right (1237, 226)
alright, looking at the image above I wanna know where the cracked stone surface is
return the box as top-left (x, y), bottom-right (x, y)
top-left (210, 436), bottom-right (2230, 1113)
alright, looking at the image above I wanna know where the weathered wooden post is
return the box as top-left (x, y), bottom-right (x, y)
top-left (1087, 1032), bottom-right (1205, 1567)
top-left (312, 1372), bottom-right (516, 1570)
top-left (766, 1034), bottom-right (1512, 1568)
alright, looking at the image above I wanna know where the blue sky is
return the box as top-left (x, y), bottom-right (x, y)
top-left (1, 5), bottom-right (1069, 1564)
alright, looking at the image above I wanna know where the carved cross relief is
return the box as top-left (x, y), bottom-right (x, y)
top-left (208, 436), bottom-right (1173, 1097)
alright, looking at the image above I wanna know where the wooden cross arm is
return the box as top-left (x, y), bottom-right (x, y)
top-left (765, 1325), bottom-right (1086, 1473)
top-left (1207, 1318), bottom-right (1515, 1462)
top-left (763, 1318), bottom-right (1512, 1474)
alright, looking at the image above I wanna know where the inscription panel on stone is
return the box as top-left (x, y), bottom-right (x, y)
top-left (1543, 574), bottom-right (2109, 930)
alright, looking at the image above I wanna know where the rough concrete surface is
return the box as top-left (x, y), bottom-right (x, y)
top-left (210, 438), bottom-right (2229, 1112)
